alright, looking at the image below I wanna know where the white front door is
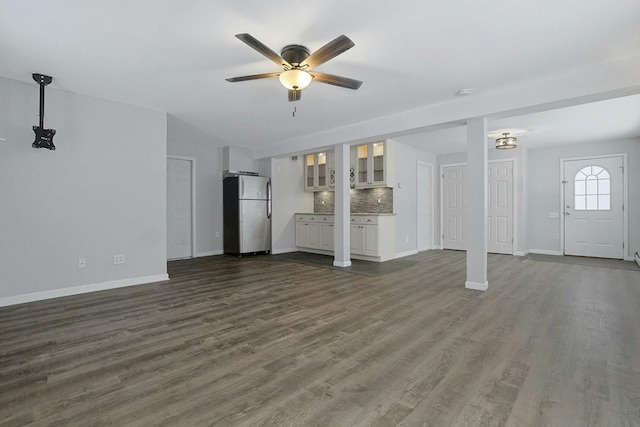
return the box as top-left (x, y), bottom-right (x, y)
top-left (442, 161), bottom-right (514, 254)
top-left (167, 158), bottom-right (193, 260)
top-left (487, 161), bottom-right (513, 254)
top-left (442, 165), bottom-right (468, 250)
top-left (564, 156), bottom-right (624, 259)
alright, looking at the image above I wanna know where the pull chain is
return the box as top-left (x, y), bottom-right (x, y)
top-left (292, 106), bottom-right (297, 118)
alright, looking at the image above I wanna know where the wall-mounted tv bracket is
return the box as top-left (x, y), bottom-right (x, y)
top-left (32, 73), bottom-right (56, 150)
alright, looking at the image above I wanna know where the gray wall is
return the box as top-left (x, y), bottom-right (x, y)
top-left (527, 137), bottom-right (639, 258)
top-left (394, 142), bottom-right (437, 255)
top-left (270, 157), bottom-right (313, 253)
top-left (0, 76), bottom-right (167, 302)
top-left (167, 139), bottom-right (224, 256)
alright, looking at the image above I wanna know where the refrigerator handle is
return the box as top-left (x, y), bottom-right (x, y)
top-left (267, 180), bottom-right (272, 219)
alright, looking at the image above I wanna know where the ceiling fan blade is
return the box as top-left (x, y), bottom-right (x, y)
top-left (288, 89), bottom-right (302, 102)
top-left (302, 35), bottom-right (355, 69)
top-left (309, 72), bottom-right (362, 90)
top-left (226, 72), bottom-right (280, 82)
top-left (235, 33), bottom-right (291, 68)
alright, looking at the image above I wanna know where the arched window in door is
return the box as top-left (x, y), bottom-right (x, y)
top-left (574, 165), bottom-right (610, 210)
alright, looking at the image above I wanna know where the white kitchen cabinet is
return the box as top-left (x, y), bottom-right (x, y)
top-left (349, 216), bottom-right (379, 257)
top-left (320, 223), bottom-right (334, 250)
top-left (304, 151), bottom-right (330, 192)
top-left (295, 214), bottom-right (334, 251)
top-left (297, 214), bottom-right (395, 262)
top-left (354, 140), bottom-right (395, 188)
top-left (295, 220), bottom-right (309, 247)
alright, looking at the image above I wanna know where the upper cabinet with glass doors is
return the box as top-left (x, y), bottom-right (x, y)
top-left (354, 140), bottom-right (395, 188)
top-left (304, 151), bottom-right (333, 192)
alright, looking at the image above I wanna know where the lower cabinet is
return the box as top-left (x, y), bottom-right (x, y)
top-left (296, 214), bottom-right (395, 262)
top-left (349, 224), bottom-right (377, 256)
top-left (295, 215), bottom-right (334, 252)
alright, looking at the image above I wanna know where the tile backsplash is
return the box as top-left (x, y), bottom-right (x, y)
top-left (314, 188), bottom-right (393, 213)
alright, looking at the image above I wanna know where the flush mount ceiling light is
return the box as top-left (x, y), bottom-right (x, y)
top-left (495, 132), bottom-right (517, 149)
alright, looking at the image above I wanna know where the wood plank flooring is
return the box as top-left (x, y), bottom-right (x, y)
top-left (1, 250), bottom-right (639, 426)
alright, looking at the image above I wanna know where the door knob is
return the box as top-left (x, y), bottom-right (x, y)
top-left (565, 212), bottom-right (571, 215)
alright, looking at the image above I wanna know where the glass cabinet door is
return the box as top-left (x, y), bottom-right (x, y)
top-left (306, 154), bottom-right (316, 189)
top-left (357, 144), bottom-right (369, 185)
top-left (372, 142), bottom-right (384, 183)
top-left (317, 152), bottom-right (327, 187)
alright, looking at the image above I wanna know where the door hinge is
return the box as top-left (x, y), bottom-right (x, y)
top-left (442, 173), bottom-right (445, 179)
top-left (562, 180), bottom-right (568, 184)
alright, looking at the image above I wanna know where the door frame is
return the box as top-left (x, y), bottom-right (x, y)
top-left (440, 158), bottom-right (517, 255)
top-left (417, 161), bottom-right (434, 251)
top-left (167, 156), bottom-right (197, 260)
top-left (560, 153), bottom-right (628, 260)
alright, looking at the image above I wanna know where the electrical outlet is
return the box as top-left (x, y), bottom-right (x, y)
top-left (215, 231), bottom-right (220, 238)
top-left (406, 235), bottom-right (409, 243)
top-left (114, 254), bottom-right (125, 265)
top-left (79, 258), bottom-right (86, 269)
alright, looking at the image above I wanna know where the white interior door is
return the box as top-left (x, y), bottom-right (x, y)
top-left (564, 157), bottom-right (624, 259)
top-left (167, 158), bottom-right (193, 260)
top-left (442, 161), bottom-right (514, 254)
top-left (442, 165), bottom-right (468, 250)
top-left (487, 160), bottom-right (513, 254)
top-left (417, 162), bottom-right (432, 251)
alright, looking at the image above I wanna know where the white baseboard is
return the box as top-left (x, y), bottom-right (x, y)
top-left (271, 247), bottom-right (299, 255)
top-left (395, 249), bottom-right (418, 259)
top-left (195, 250), bottom-right (223, 257)
top-left (529, 249), bottom-right (563, 256)
top-left (0, 274), bottom-right (170, 308)
top-left (433, 245), bottom-right (443, 250)
top-left (333, 260), bottom-right (352, 268)
top-left (514, 250), bottom-right (530, 257)
top-left (465, 280), bottom-right (488, 291)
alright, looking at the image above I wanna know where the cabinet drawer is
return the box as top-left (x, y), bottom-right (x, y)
top-left (296, 214), bottom-right (334, 223)
top-left (352, 216), bottom-right (378, 224)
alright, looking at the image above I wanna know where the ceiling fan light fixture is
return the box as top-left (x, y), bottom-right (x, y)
top-left (279, 69), bottom-right (312, 90)
top-left (495, 132), bottom-right (517, 149)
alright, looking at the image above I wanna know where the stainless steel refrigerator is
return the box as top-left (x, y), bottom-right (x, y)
top-left (223, 174), bottom-right (271, 255)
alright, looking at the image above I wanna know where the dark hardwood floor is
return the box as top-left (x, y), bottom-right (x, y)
top-left (1, 250), bottom-right (639, 426)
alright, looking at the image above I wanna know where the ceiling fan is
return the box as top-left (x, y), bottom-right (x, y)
top-left (226, 33), bottom-right (362, 102)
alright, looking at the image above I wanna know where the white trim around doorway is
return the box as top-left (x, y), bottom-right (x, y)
top-left (559, 153), bottom-right (629, 260)
top-left (167, 155), bottom-right (197, 260)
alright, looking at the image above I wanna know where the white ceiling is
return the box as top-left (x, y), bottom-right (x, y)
top-left (395, 94), bottom-right (640, 155)
top-left (1, 0), bottom-right (640, 156)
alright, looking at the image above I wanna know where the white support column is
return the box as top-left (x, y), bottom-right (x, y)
top-left (333, 143), bottom-right (351, 267)
top-left (465, 118), bottom-right (488, 291)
